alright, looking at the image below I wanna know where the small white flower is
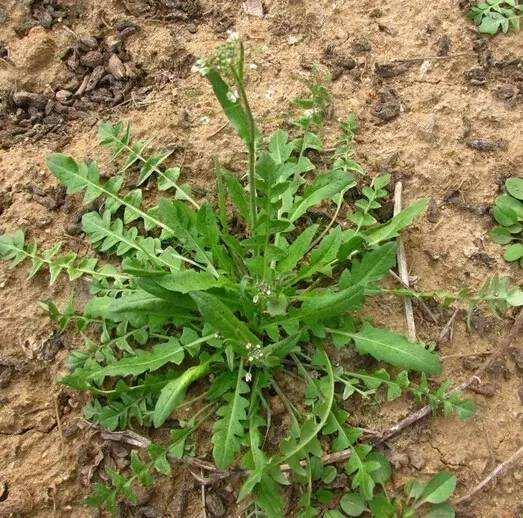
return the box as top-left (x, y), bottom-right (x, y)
top-left (245, 371), bottom-right (252, 382)
top-left (248, 355), bottom-right (254, 362)
top-left (226, 88), bottom-right (239, 103)
top-left (253, 294), bottom-right (259, 303)
top-left (191, 58), bottom-right (209, 76)
top-left (249, 63), bottom-right (258, 70)
top-left (227, 30), bottom-right (239, 41)
top-left (303, 108), bottom-right (316, 119)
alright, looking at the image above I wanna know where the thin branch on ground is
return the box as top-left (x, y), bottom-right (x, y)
top-left (200, 469), bottom-right (207, 518)
top-left (388, 269), bottom-right (438, 324)
top-left (388, 52), bottom-right (471, 64)
top-left (394, 182), bottom-right (416, 342)
top-left (437, 308), bottom-right (460, 345)
top-left (454, 445), bottom-right (523, 505)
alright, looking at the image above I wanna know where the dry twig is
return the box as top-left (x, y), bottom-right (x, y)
top-left (394, 182), bottom-right (416, 342)
top-left (454, 445), bottom-right (523, 505)
top-left (200, 469), bottom-right (207, 518)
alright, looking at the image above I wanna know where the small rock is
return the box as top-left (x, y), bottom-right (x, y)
top-left (494, 85), bottom-right (516, 103)
top-left (287, 34), bottom-right (303, 45)
top-left (469, 308), bottom-right (494, 335)
top-left (351, 38), bottom-right (372, 53)
top-left (462, 356), bottom-right (482, 371)
top-left (79, 36), bottom-right (98, 50)
top-left (466, 138), bottom-right (508, 152)
top-left (65, 222), bottom-right (82, 236)
top-left (242, 0), bottom-right (264, 18)
top-left (187, 22), bottom-right (197, 33)
top-left (66, 52), bottom-right (81, 71)
top-left (465, 67), bottom-right (488, 86)
top-left (487, 359), bottom-right (511, 381)
top-left (470, 382), bottom-right (497, 397)
top-left (389, 450), bottom-right (409, 468)
top-left (205, 493), bottom-right (226, 517)
top-left (12, 91), bottom-right (47, 109)
top-left (407, 447), bottom-right (426, 470)
top-left (509, 347), bottom-right (523, 371)
top-left (375, 63), bottom-right (409, 78)
top-left (55, 89), bottom-right (72, 102)
top-left (85, 65), bottom-right (106, 91)
top-left (436, 35), bottom-right (451, 56)
top-left (427, 198), bottom-right (440, 223)
top-left (269, 395), bottom-right (285, 415)
top-left (0, 366), bottom-right (13, 388)
top-left (378, 23), bottom-right (397, 36)
top-left (105, 35), bottom-right (121, 52)
top-left (80, 50), bottom-right (104, 68)
top-left (373, 100), bottom-right (400, 122)
top-left (118, 26), bottom-right (138, 40)
top-left (39, 332), bottom-right (63, 361)
top-left (137, 506), bottom-right (158, 518)
top-left (322, 45), bottom-right (356, 80)
top-left (418, 113), bottom-right (439, 143)
top-left (62, 422), bottom-right (79, 438)
top-left (107, 54), bottom-right (126, 79)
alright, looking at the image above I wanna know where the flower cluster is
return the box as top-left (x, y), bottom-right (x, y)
top-left (245, 342), bottom-right (264, 363)
top-left (252, 282), bottom-right (271, 304)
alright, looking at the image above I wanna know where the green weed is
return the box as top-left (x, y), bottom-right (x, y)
top-left (468, 0), bottom-right (522, 34)
top-left (0, 38), bottom-right (521, 517)
top-left (490, 177), bottom-right (523, 266)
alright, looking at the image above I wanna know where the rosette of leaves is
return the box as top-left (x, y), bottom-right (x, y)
top-left (490, 177), bottom-right (523, 266)
top-left (2, 38), bottom-right (518, 517)
top-left (468, 0), bottom-right (522, 35)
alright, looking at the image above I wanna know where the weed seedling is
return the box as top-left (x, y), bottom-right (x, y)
top-left (468, 0), bottom-right (522, 34)
top-left (490, 177), bottom-right (523, 266)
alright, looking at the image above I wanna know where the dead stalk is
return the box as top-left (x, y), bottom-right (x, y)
top-left (394, 182), bottom-right (417, 342)
top-left (454, 445), bottom-right (523, 505)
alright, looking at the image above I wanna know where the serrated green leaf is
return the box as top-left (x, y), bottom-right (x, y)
top-left (206, 68), bottom-right (251, 143)
top-left (278, 224), bottom-right (319, 273)
top-left (212, 363), bottom-right (250, 469)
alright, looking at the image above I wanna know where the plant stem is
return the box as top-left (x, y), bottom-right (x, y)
top-left (233, 70), bottom-right (258, 230)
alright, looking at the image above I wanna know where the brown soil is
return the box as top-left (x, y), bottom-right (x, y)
top-left (0, 0), bottom-right (522, 516)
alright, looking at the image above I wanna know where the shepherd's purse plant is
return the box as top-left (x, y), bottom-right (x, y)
top-left (1, 37), bottom-right (522, 517)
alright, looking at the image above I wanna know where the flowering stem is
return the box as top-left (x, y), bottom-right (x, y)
top-left (232, 64), bottom-right (258, 230)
